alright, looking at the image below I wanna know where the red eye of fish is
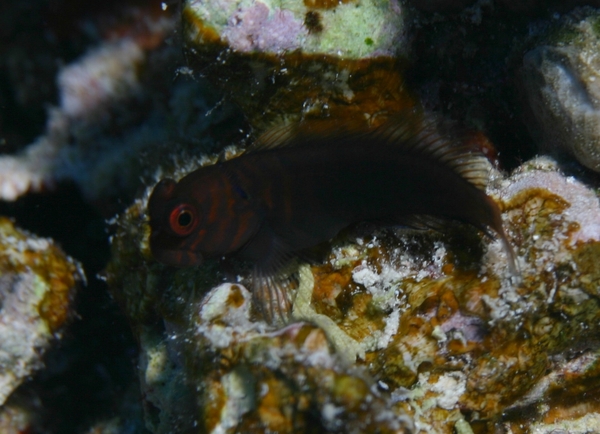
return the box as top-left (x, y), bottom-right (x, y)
top-left (168, 204), bottom-right (198, 236)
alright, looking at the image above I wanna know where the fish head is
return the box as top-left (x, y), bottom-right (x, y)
top-left (148, 178), bottom-right (205, 266)
top-left (148, 169), bottom-right (263, 267)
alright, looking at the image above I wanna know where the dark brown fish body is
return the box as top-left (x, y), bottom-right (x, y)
top-left (148, 114), bottom-right (517, 321)
top-left (219, 141), bottom-right (499, 262)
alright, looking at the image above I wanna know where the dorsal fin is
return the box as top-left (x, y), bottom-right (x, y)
top-left (252, 119), bottom-right (301, 151)
top-left (372, 110), bottom-right (492, 191)
top-left (253, 110), bottom-right (493, 191)
top-left (252, 117), bottom-right (363, 152)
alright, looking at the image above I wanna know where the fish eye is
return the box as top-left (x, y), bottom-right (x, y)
top-left (168, 204), bottom-right (198, 236)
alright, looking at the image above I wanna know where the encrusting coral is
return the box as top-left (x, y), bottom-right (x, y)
top-left (0, 218), bottom-right (83, 407)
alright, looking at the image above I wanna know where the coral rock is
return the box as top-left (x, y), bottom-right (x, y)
top-left (522, 7), bottom-right (600, 172)
top-left (185, 0), bottom-right (407, 58)
top-left (0, 218), bottom-right (83, 406)
top-left (108, 152), bottom-right (600, 432)
top-left (182, 0), bottom-right (414, 135)
top-left (0, 9), bottom-right (232, 205)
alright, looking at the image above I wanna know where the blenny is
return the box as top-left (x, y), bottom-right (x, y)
top-left (148, 111), bottom-right (518, 323)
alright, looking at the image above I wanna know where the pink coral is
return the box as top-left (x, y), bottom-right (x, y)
top-left (58, 40), bottom-right (144, 120)
top-left (223, 2), bottom-right (307, 53)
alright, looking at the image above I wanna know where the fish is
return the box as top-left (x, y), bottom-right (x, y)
top-left (148, 110), bottom-right (518, 324)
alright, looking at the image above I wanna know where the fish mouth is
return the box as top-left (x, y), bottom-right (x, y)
top-left (150, 245), bottom-right (204, 267)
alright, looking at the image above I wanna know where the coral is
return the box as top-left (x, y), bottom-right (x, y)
top-left (0, 217), bottom-right (83, 406)
top-left (0, 8), bottom-right (237, 206)
top-left (182, 0), bottom-right (414, 135)
top-left (107, 150), bottom-right (600, 432)
top-left (0, 19), bottom-right (169, 202)
top-left (10, 0), bottom-right (600, 431)
top-left (522, 7), bottom-right (600, 172)
top-left (57, 40), bottom-right (145, 119)
top-left (102, 4), bottom-right (600, 432)
top-left (221, 2), bottom-right (308, 53)
top-left (190, 283), bottom-right (414, 434)
top-left (185, 0), bottom-right (406, 58)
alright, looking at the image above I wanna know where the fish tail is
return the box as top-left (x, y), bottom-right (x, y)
top-left (485, 196), bottom-right (521, 281)
top-left (494, 220), bottom-right (520, 279)
top-left (501, 232), bottom-right (521, 281)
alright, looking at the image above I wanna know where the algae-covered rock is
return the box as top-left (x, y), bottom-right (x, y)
top-left (182, 0), bottom-right (414, 136)
top-left (102, 3), bottom-right (600, 433)
top-left (0, 217), bottom-right (83, 406)
top-left (185, 0), bottom-right (407, 58)
top-left (522, 7), bottom-right (600, 172)
top-left (107, 154), bottom-right (600, 433)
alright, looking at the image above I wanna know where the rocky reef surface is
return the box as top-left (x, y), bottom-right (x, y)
top-left (3, 0), bottom-right (600, 433)
top-left (181, 0), bottom-right (414, 136)
top-left (522, 7), bottom-right (600, 173)
top-left (106, 154), bottom-right (600, 433)
top-left (0, 218), bottom-right (83, 405)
